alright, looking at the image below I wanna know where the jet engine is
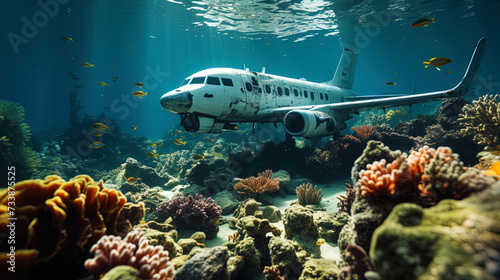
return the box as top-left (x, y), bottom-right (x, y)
top-left (283, 110), bottom-right (339, 138)
top-left (180, 113), bottom-right (224, 133)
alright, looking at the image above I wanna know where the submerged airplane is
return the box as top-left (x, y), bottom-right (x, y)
top-left (160, 38), bottom-right (486, 138)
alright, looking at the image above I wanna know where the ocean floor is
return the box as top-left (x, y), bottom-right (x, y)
top-left (175, 178), bottom-right (349, 262)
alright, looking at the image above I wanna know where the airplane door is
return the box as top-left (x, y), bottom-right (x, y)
top-left (238, 73), bottom-right (260, 114)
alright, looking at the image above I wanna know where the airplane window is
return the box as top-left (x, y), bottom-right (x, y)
top-left (320, 93), bottom-right (324, 100)
top-left (310, 92), bottom-right (315, 100)
top-left (221, 78), bottom-right (234, 87)
top-left (245, 82), bottom-right (253, 92)
top-left (207, 76), bottom-right (220, 85)
top-left (181, 78), bottom-right (190, 86)
top-left (277, 87), bottom-right (283, 96)
top-left (190, 77), bottom-right (205, 84)
top-left (304, 90), bottom-right (308, 98)
top-left (265, 85), bottom-right (271, 93)
top-left (325, 94), bottom-right (329, 101)
top-left (285, 88), bottom-right (290, 96)
top-left (294, 89), bottom-right (299, 97)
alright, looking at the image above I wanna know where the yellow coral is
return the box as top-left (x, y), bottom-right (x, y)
top-left (458, 94), bottom-right (500, 147)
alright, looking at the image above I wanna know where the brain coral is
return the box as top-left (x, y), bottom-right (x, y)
top-left (0, 175), bottom-right (126, 277)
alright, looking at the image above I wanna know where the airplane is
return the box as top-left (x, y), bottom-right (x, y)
top-left (160, 38), bottom-right (486, 138)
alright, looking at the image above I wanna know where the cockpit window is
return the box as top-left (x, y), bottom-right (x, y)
top-left (221, 78), bottom-right (234, 87)
top-left (181, 78), bottom-right (191, 86)
top-left (207, 76), bottom-right (220, 85)
top-left (190, 76), bottom-right (206, 84)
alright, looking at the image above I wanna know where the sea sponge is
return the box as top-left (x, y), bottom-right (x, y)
top-left (0, 174), bottom-right (127, 276)
top-left (458, 94), bottom-right (500, 147)
top-left (85, 230), bottom-right (174, 279)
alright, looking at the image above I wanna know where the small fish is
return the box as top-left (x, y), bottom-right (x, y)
top-left (91, 123), bottom-right (111, 130)
top-left (175, 129), bottom-right (182, 134)
top-left (112, 76), bottom-right (118, 82)
top-left (446, 70), bottom-right (450, 74)
top-left (80, 62), bottom-right (94, 68)
top-left (411, 16), bottom-right (435, 27)
top-left (60, 36), bottom-right (73, 42)
top-left (484, 161), bottom-right (500, 176)
top-left (317, 238), bottom-right (326, 246)
top-left (132, 91), bottom-right (148, 98)
top-left (71, 57), bottom-right (74, 60)
top-left (91, 131), bottom-right (105, 137)
top-left (192, 154), bottom-right (205, 160)
top-left (135, 82), bottom-right (145, 87)
top-left (203, 137), bottom-right (214, 142)
top-left (180, 135), bottom-right (186, 138)
top-left (101, 94), bottom-right (104, 98)
top-left (174, 139), bottom-right (187, 145)
top-left (131, 126), bottom-right (137, 130)
top-left (423, 57), bottom-right (452, 71)
top-left (146, 152), bottom-right (158, 159)
top-left (98, 82), bottom-right (110, 86)
top-left (123, 176), bottom-right (140, 183)
top-left (89, 142), bottom-right (105, 149)
top-left (386, 82), bottom-right (396, 86)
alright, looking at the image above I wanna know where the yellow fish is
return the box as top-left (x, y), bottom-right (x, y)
top-left (98, 82), bottom-right (110, 86)
top-left (101, 94), bottom-right (104, 98)
top-left (60, 36), bottom-right (73, 42)
top-left (192, 154), bottom-right (205, 160)
top-left (80, 62), bottom-right (94, 68)
top-left (135, 82), bottom-right (145, 87)
top-left (423, 57), bottom-right (452, 71)
top-left (203, 137), bottom-right (214, 142)
top-left (146, 152), bottom-right (158, 159)
top-left (132, 91), bottom-right (148, 98)
top-left (175, 129), bottom-right (182, 134)
top-left (91, 131), bottom-right (105, 137)
top-left (317, 238), bottom-right (326, 246)
top-left (484, 161), bottom-right (500, 177)
top-left (131, 126), bottom-right (137, 130)
top-left (123, 176), bottom-right (140, 183)
top-left (89, 142), bottom-right (105, 149)
top-left (386, 82), bottom-right (396, 86)
top-left (411, 16), bottom-right (435, 27)
top-left (174, 139), bottom-right (186, 145)
top-left (91, 123), bottom-right (111, 130)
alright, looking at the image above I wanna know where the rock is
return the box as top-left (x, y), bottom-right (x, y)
top-left (263, 206), bottom-right (282, 223)
top-left (314, 211), bottom-right (350, 243)
top-left (233, 237), bottom-right (262, 278)
top-left (178, 238), bottom-right (199, 255)
top-left (255, 192), bottom-right (274, 205)
top-left (268, 236), bottom-right (303, 278)
top-left (173, 246), bottom-right (230, 280)
top-left (102, 265), bottom-right (140, 280)
top-left (371, 181), bottom-right (500, 280)
top-left (190, 232), bottom-right (206, 244)
top-left (284, 203), bottom-right (320, 257)
top-left (213, 190), bottom-right (241, 215)
top-left (139, 228), bottom-right (181, 259)
top-left (272, 170), bottom-right (291, 189)
top-left (228, 198), bottom-right (262, 229)
top-left (122, 157), bottom-right (172, 188)
top-left (299, 258), bottom-right (340, 280)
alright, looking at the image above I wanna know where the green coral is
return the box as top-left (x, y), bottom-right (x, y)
top-left (0, 99), bottom-right (41, 180)
top-left (296, 183), bottom-right (324, 205)
top-left (458, 94), bottom-right (500, 147)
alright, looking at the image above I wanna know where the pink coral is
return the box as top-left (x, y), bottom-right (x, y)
top-left (85, 230), bottom-right (174, 280)
top-left (356, 157), bottom-right (406, 198)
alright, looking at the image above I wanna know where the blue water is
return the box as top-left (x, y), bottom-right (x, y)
top-left (1, 0), bottom-right (500, 140)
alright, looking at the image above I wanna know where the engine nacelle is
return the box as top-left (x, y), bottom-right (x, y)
top-left (283, 110), bottom-right (338, 137)
top-left (180, 113), bottom-right (224, 133)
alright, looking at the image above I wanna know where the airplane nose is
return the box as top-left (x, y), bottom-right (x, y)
top-left (160, 91), bottom-right (193, 113)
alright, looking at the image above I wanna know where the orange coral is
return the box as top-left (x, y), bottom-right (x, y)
top-left (234, 170), bottom-right (280, 196)
top-left (352, 125), bottom-right (377, 141)
top-left (356, 157), bottom-right (406, 198)
top-left (0, 174), bottom-right (126, 277)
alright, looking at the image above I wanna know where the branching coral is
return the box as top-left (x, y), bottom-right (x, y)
top-left (356, 156), bottom-right (406, 198)
top-left (352, 125), bottom-right (377, 141)
top-left (234, 170), bottom-right (280, 196)
top-left (0, 175), bottom-right (127, 277)
top-left (458, 94), bottom-right (500, 147)
top-left (85, 230), bottom-right (174, 279)
top-left (337, 182), bottom-right (356, 214)
top-left (156, 194), bottom-right (221, 237)
top-left (296, 182), bottom-right (324, 205)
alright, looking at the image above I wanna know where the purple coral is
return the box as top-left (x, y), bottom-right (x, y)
top-left (156, 194), bottom-right (222, 231)
top-left (84, 230), bottom-right (174, 280)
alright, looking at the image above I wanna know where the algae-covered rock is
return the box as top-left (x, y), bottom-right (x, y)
top-left (299, 258), bottom-right (340, 280)
top-left (314, 211), bottom-right (350, 243)
top-left (284, 203), bottom-right (320, 257)
top-left (371, 181), bottom-right (500, 280)
top-left (101, 265), bottom-right (141, 280)
top-left (263, 206), bottom-right (282, 223)
top-left (268, 236), bottom-right (303, 277)
top-left (173, 246), bottom-right (230, 280)
top-left (273, 169), bottom-right (291, 188)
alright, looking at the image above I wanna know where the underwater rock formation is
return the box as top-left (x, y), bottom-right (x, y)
top-left (173, 246), bottom-right (230, 280)
top-left (300, 258), bottom-right (341, 280)
top-left (228, 198), bottom-right (261, 229)
top-left (115, 202), bottom-right (146, 237)
top-left (85, 230), bottom-right (174, 280)
top-left (283, 203), bottom-right (320, 257)
top-left (156, 194), bottom-right (222, 239)
top-left (268, 236), bottom-right (304, 278)
top-left (122, 157), bottom-right (175, 188)
top-left (0, 174), bottom-right (126, 279)
top-left (371, 181), bottom-right (500, 280)
top-left (314, 211), bottom-right (350, 244)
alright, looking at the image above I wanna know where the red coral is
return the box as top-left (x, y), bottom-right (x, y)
top-left (85, 230), bottom-right (174, 279)
top-left (352, 125), bottom-right (377, 141)
top-left (234, 170), bottom-right (280, 196)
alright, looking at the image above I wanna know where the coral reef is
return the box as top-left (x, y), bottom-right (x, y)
top-left (85, 230), bottom-right (174, 279)
top-left (459, 94), bottom-right (500, 147)
top-left (371, 181), bottom-right (500, 279)
top-left (0, 174), bottom-right (126, 278)
top-left (0, 99), bottom-right (41, 180)
top-left (304, 148), bottom-right (342, 182)
top-left (263, 265), bottom-right (285, 280)
top-left (156, 194), bottom-right (221, 239)
top-left (337, 182), bottom-right (356, 214)
top-left (296, 182), bottom-right (324, 205)
top-left (352, 125), bottom-right (378, 142)
top-left (234, 170), bottom-right (280, 196)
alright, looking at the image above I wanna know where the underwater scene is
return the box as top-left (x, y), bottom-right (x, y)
top-left (1, 0), bottom-right (500, 279)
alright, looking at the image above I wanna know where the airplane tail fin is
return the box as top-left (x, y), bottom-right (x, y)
top-left (325, 47), bottom-right (357, 89)
top-left (447, 37), bottom-right (487, 97)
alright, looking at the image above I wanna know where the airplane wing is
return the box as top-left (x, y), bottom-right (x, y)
top-left (269, 37), bottom-right (486, 118)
